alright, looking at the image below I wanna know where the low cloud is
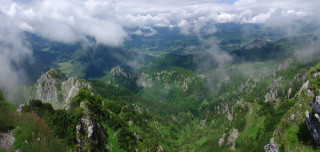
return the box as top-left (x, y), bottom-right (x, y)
top-left (1, 0), bottom-right (319, 44)
top-left (0, 12), bottom-right (31, 93)
top-left (2, 0), bottom-right (128, 46)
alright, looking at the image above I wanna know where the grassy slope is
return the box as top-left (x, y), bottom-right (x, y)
top-left (0, 90), bottom-right (66, 152)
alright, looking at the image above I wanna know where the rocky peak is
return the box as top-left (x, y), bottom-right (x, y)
top-left (34, 69), bottom-right (91, 109)
top-left (108, 66), bottom-right (140, 90)
top-left (110, 66), bottom-right (136, 79)
top-left (244, 37), bottom-right (269, 50)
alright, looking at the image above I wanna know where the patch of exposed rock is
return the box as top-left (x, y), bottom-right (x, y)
top-left (265, 77), bottom-right (282, 103)
top-left (156, 145), bottom-right (163, 152)
top-left (277, 58), bottom-right (293, 72)
top-left (108, 66), bottom-right (140, 90)
top-left (218, 134), bottom-right (226, 147)
top-left (227, 129), bottom-right (238, 151)
top-left (0, 130), bottom-right (15, 150)
top-left (313, 72), bottom-right (320, 78)
top-left (34, 68), bottom-right (91, 108)
top-left (199, 111), bottom-right (209, 129)
top-left (298, 80), bottom-right (309, 95)
top-left (264, 138), bottom-right (278, 152)
top-left (110, 66), bottom-right (137, 79)
top-left (75, 102), bottom-right (107, 152)
top-left (217, 103), bottom-right (233, 121)
top-left (236, 98), bottom-right (252, 114)
top-left (306, 90), bottom-right (320, 145)
top-left (136, 73), bottom-right (152, 87)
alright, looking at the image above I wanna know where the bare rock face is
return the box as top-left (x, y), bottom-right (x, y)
top-left (75, 102), bottom-right (107, 152)
top-left (136, 73), bottom-right (152, 87)
top-left (34, 68), bottom-right (91, 108)
top-left (110, 66), bottom-right (137, 79)
top-left (62, 77), bottom-right (92, 106)
top-left (35, 68), bottom-right (67, 105)
top-left (265, 77), bottom-right (282, 103)
top-left (277, 58), bottom-right (293, 72)
top-left (306, 90), bottom-right (320, 145)
top-left (0, 130), bottom-right (15, 150)
top-left (264, 138), bottom-right (278, 152)
top-left (227, 129), bottom-right (238, 151)
top-left (156, 145), bottom-right (163, 152)
top-left (299, 80), bottom-right (309, 95)
top-left (313, 72), bottom-right (320, 78)
top-left (218, 134), bottom-right (226, 147)
top-left (108, 66), bottom-right (143, 91)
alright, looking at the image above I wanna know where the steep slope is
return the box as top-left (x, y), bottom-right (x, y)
top-left (267, 63), bottom-right (320, 151)
top-left (28, 68), bottom-right (92, 108)
top-left (0, 89), bottom-right (66, 152)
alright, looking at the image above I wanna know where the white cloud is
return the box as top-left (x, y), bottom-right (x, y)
top-left (178, 20), bottom-right (191, 35)
top-left (1, 0), bottom-right (318, 42)
top-left (1, 0), bottom-right (127, 45)
top-left (0, 11), bottom-right (31, 92)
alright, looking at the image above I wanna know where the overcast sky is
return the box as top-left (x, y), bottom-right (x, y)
top-left (0, 0), bottom-right (318, 45)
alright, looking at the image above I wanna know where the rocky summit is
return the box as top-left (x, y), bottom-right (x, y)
top-left (33, 68), bottom-right (92, 108)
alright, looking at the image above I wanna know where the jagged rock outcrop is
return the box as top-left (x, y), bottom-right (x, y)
top-left (34, 68), bottom-right (91, 108)
top-left (218, 134), bottom-right (226, 147)
top-left (110, 66), bottom-right (137, 79)
top-left (305, 90), bottom-right (320, 145)
top-left (236, 98), bottom-right (253, 114)
top-left (108, 66), bottom-right (141, 90)
top-left (264, 138), bottom-right (278, 152)
top-left (108, 66), bottom-right (201, 93)
top-left (227, 129), bottom-right (238, 151)
top-left (199, 111), bottom-right (210, 129)
top-left (313, 72), bottom-right (320, 78)
top-left (136, 73), bottom-right (152, 87)
top-left (265, 77), bottom-right (282, 103)
top-left (218, 129), bottom-right (238, 150)
top-left (299, 80), bottom-right (309, 95)
top-left (277, 58), bottom-right (293, 72)
top-left (156, 145), bottom-right (163, 152)
top-left (75, 102), bottom-right (107, 152)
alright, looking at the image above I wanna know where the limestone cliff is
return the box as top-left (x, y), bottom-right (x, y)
top-left (33, 68), bottom-right (92, 108)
